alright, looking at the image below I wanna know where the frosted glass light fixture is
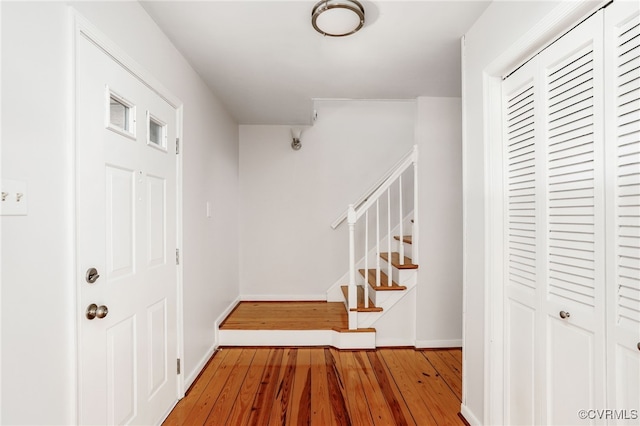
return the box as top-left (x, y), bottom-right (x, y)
top-left (311, 0), bottom-right (365, 37)
top-left (291, 128), bottom-right (303, 151)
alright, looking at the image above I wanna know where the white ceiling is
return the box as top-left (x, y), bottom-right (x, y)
top-left (141, 0), bottom-right (491, 125)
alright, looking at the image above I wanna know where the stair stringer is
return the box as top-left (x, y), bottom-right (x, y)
top-left (370, 286), bottom-right (417, 347)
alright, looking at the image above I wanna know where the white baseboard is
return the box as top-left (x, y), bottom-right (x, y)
top-left (240, 293), bottom-right (327, 301)
top-left (375, 336), bottom-right (416, 347)
top-left (460, 404), bottom-right (482, 425)
top-left (415, 339), bottom-right (463, 348)
top-left (216, 296), bottom-right (241, 326)
top-left (184, 340), bottom-right (218, 392)
top-left (184, 296), bottom-right (240, 392)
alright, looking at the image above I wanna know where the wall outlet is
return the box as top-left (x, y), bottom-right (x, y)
top-left (0, 179), bottom-right (28, 216)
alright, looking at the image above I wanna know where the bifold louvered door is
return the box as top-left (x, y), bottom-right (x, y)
top-left (605, 2), bottom-right (640, 418)
top-left (503, 59), bottom-right (540, 426)
top-left (503, 2), bottom-right (640, 424)
top-left (539, 12), bottom-right (607, 424)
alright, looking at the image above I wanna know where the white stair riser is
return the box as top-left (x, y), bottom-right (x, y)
top-left (379, 258), bottom-right (417, 286)
top-left (400, 242), bottom-right (413, 258)
top-left (219, 329), bottom-right (375, 349)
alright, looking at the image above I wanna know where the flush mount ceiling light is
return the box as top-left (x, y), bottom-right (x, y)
top-left (312, 0), bottom-right (365, 37)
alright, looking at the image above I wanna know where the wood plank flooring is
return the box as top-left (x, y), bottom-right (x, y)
top-left (163, 347), bottom-right (464, 426)
top-left (219, 301), bottom-right (349, 331)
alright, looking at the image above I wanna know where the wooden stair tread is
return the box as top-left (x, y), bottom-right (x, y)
top-left (341, 286), bottom-right (383, 312)
top-left (380, 252), bottom-right (418, 269)
top-left (358, 269), bottom-right (407, 290)
top-left (332, 327), bottom-right (376, 333)
top-left (393, 235), bottom-right (413, 244)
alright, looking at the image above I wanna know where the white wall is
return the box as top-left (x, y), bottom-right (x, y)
top-left (461, 1), bottom-right (602, 423)
top-left (415, 97), bottom-right (462, 348)
top-left (239, 100), bottom-right (415, 298)
top-left (1, 2), bottom-right (239, 424)
top-left (1, 3), bottom-right (74, 424)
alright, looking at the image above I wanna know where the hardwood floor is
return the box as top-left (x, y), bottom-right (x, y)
top-left (219, 301), bottom-right (349, 330)
top-left (163, 347), bottom-right (464, 425)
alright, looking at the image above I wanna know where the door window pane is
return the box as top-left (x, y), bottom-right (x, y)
top-left (106, 88), bottom-right (136, 139)
top-left (147, 112), bottom-right (167, 151)
top-left (110, 97), bottom-right (130, 131)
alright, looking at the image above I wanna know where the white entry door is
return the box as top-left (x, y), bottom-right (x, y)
top-left (76, 32), bottom-right (179, 425)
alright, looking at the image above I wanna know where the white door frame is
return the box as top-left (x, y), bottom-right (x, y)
top-left (70, 9), bottom-right (185, 422)
top-left (461, 1), bottom-right (608, 424)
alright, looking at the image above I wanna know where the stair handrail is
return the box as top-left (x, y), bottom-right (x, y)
top-left (342, 145), bottom-right (418, 329)
top-left (331, 145), bottom-right (418, 229)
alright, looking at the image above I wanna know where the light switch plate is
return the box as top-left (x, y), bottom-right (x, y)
top-left (0, 179), bottom-right (28, 216)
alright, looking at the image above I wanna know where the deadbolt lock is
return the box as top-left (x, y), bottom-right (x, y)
top-left (86, 268), bottom-right (100, 284)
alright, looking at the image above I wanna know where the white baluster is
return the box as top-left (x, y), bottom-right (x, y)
top-left (412, 149), bottom-right (419, 263)
top-left (399, 175), bottom-right (404, 265)
top-left (387, 189), bottom-right (392, 286)
top-left (364, 210), bottom-right (369, 309)
top-left (376, 199), bottom-right (381, 287)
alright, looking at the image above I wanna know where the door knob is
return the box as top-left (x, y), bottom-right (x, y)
top-left (86, 303), bottom-right (109, 320)
top-left (559, 310), bottom-right (570, 319)
top-left (85, 268), bottom-right (100, 284)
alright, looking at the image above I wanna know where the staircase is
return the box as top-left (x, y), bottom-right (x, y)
top-left (328, 145), bottom-right (419, 346)
top-left (219, 146), bottom-right (418, 349)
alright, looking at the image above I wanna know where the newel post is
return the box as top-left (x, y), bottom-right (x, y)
top-left (347, 204), bottom-right (357, 329)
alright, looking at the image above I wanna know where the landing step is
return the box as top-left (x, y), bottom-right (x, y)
top-left (359, 269), bottom-right (407, 290)
top-left (218, 329), bottom-right (376, 349)
top-left (394, 235), bottom-right (413, 244)
top-left (380, 252), bottom-right (418, 269)
top-left (341, 286), bottom-right (383, 312)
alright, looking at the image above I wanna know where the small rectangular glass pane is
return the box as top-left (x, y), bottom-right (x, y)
top-left (149, 118), bottom-right (164, 146)
top-left (110, 97), bottom-right (130, 131)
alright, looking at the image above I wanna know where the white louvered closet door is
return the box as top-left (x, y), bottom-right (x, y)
top-left (538, 11), bottom-right (607, 425)
top-left (502, 1), bottom-right (640, 424)
top-left (503, 58), bottom-right (540, 426)
top-left (605, 1), bottom-right (640, 418)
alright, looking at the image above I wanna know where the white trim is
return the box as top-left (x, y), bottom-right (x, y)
top-left (187, 296), bottom-right (241, 393)
top-left (483, 71), bottom-right (505, 426)
top-left (460, 33), bottom-right (469, 418)
top-left (175, 104), bottom-right (184, 397)
top-left (67, 7), bottom-right (79, 424)
top-left (70, 7), bottom-right (185, 419)
top-left (479, 1), bottom-right (609, 425)
top-left (214, 295), bottom-right (241, 338)
top-left (183, 340), bottom-right (218, 392)
top-left (218, 329), bottom-right (376, 349)
top-left (415, 339), bottom-right (462, 349)
top-left (460, 404), bottom-right (482, 426)
top-left (73, 12), bottom-right (181, 108)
